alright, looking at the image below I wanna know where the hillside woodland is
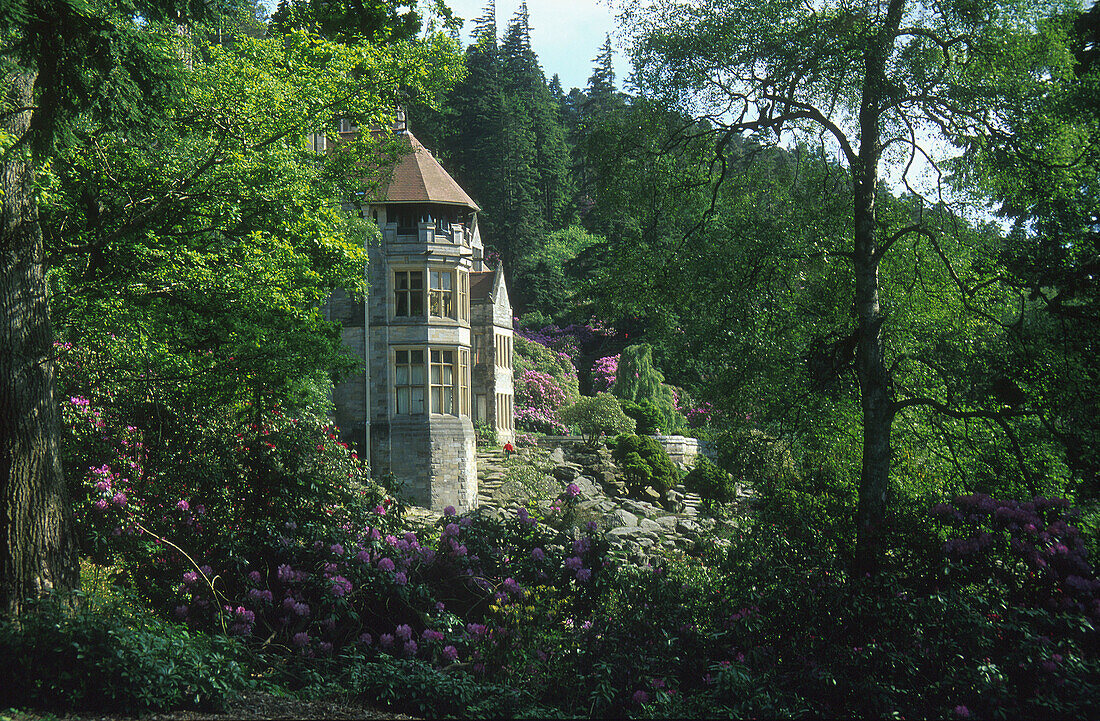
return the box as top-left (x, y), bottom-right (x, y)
top-left (1, 0), bottom-right (1098, 717)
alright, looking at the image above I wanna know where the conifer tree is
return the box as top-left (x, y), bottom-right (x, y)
top-left (448, 2), bottom-right (506, 253)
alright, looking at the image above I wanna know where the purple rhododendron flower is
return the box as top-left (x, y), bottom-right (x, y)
top-left (566, 483), bottom-right (581, 498)
top-left (576, 568), bottom-right (592, 582)
top-left (954, 706), bottom-right (970, 718)
top-left (444, 505), bottom-right (456, 516)
top-left (379, 633), bottom-right (394, 649)
top-left (442, 645), bottom-right (459, 661)
top-left (394, 571), bottom-right (408, 586)
top-left (564, 556), bottom-right (583, 571)
top-left (176, 499), bottom-right (190, 512)
top-left (183, 571), bottom-right (198, 585)
top-left (330, 543), bottom-right (344, 556)
top-left (402, 640), bottom-right (418, 657)
top-left (331, 576), bottom-right (352, 597)
top-left (632, 690), bottom-right (650, 705)
top-left (531, 547), bottom-right (545, 561)
top-left (395, 624), bottom-right (413, 641)
top-left (378, 557), bottom-right (395, 572)
top-left (291, 632), bottom-right (309, 647)
top-left (359, 633), bottom-right (373, 645)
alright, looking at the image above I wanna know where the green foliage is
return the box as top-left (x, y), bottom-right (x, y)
top-left (0, 592), bottom-right (250, 713)
top-left (684, 455), bottom-right (736, 505)
top-left (269, 0), bottom-right (424, 43)
top-left (46, 29), bottom-right (464, 415)
top-left (559, 392), bottom-right (636, 448)
top-left (612, 344), bottom-right (684, 433)
top-left (618, 398), bottom-right (663, 435)
top-left (474, 420), bottom-right (498, 447)
top-left (327, 653), bottom-right (560, 718)
top-left (612, 433), bottom-right (680, 495)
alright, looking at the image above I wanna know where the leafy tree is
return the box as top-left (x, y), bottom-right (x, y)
top-left (559, 392), bottom-right (635, 447)
top-left (0, 0), bottom-right (224, 617)
top-left (955, 3), bottom-right (1100, 498)
top-left (269, 0), bottom-right (426, 43)
top-left (627, 0), bottom-right (1081, 572)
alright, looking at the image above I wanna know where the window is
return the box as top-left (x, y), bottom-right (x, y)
top-left (339, 118), bottom-right (358, 133)
top-left (394, 350), bottom-right (425, 415)
top-left (429, 270), bottom-right (454, 318)
top-left (495, 333), bottom-right (512, 369)
top-left (472, 331), bottom-right (486, 365)
top-left (458, 271), bottom-right (470, 321)
top-left (428, 349), bottom-right (469, 415)
top-left (395, 347), bottom-right (470, 417)
top-left (496, 393), bottom-right (513, 431)
top-left (459, 349), bottom-right (470, 416)
top-left (395, 271), bottom-right (424, 317)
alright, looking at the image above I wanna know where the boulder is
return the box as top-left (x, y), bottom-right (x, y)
top-left (676, 518), bottom-right (701, 536)
top-left (548, 447), bottom-right (566, 465)
top-left (609, 508), bottom-right (639, 528)
top-left (552, 464), bottom-right (580, 482)
top-left (655, 515), bottom-right (679, 532)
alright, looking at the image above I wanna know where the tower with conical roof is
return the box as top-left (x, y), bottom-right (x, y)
top-left (326, 113), bottom-right (514, 512)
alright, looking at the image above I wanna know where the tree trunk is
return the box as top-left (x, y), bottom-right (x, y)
top-left (0, 69), bottom-right (79, 616)
top-left (851, 0), bottom-right (906, 576)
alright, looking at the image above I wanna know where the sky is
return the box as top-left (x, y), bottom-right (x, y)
top-left (442, 0), bottom-right (630, 92)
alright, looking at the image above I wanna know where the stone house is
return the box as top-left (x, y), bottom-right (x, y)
top-left (325, 117), bottom-right (514, 512)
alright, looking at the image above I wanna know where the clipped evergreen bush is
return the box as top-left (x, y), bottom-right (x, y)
top-left (619, 398), bottom-right (664, 435)
top-left (684, 455), bottom-right (737, 505)
top-left (612, 433), bottom-right (680, 495)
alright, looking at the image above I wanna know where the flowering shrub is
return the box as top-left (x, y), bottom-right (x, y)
top-left (513, 317), bottom-right (614, 364)
top-left (933, 493), bottom-right (1100, 620)
top-left (591, 354), bottom-right (619, 392)
top-left (514, 370), bottom-right (569, 435)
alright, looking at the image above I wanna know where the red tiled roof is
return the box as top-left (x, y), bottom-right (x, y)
top-left (378, 132), bottom-right (479, 210)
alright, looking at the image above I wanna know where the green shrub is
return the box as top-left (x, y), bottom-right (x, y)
top-left (327, 653), bottom-right (567, 718)
top-left (474, 420), bottom-right (497, 447)
top-left (612, 433), bottom-right (680, 495)
top-left (560, 392), bottom-right (636, 447)
top-left (619, 398), bottom-right (664, 435)
top-left (684, 455), bottom-right (737, 505)
top-left (0, 592), bottom-right (250, 713)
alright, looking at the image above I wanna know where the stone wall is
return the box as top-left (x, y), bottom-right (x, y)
top-left (538, 434), bottom-right (707, 468)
